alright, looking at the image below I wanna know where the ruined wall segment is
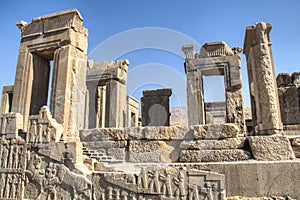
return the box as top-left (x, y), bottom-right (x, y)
top-left (243, 22), bottom-right (282, 135)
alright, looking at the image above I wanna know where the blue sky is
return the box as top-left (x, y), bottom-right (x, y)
top-left (0, 0), bottom-right (300, 108)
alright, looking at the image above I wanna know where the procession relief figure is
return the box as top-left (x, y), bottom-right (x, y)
top-left (36, 124), bottom-right (43, 143)
top-left (18, 145), bottom-right (25, 169)
top-left (45, 126), bottom-right (52, 143)
top-left (121, 191), bottom-right (128, 200)
top-left (173, 171), bottom-right (186, 198)
top-left (9, 174), bottom-right (18, 199)
top-left (138, 168), bottom-right (148, 189)
top-left (159, 170), bottom-right (173, 197)
top-left (12, 143), bottom-right (19, 169)
top-left (148, 170), bottom-right (161, 193)
top-left (107, 186), bottom-right (113, 200)
top-left (5, 174), bottom-right (12, 198)
top-left (28, 120), bottom-right (37, 143)
top-left (188, 184), bottom-right (199, 200)
top-left (201, 182), bottom-right (213, 200)
top-left (114, 188), bottom-right (120, 200)
top-left (9, 139), bottom-right (18, 169)
top-left (0, 173), bottom-right (5, 197)
top-left (130, 192), bottom-right (137, 200)
top-left (1, 143), bottom-right (9, 168)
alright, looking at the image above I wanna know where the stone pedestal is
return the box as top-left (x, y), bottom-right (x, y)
top-left (141, 89), bottom-right (172, 126)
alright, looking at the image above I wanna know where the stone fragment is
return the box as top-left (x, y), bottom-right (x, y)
top-left (192, 123), bottom-right (240, 139)
top-left (82, 141), bottom-right (127, 149)
top-left (143, 125), bottom-right (190, 140)
top-left (180, 137), bottom-right (246, 150)
top-left (248, 135), bottom-right (295, 161)
top-left (128, 152), bottom-right (161, 163)
top-left (180, 149), bottom-right (251, 162)
top-left (291, 138), bottom-right (300, 158)
top-left (107, 148), bottom-right (125, 160)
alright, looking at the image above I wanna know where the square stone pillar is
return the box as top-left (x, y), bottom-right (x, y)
top-left (243, 22), bottom-right (282, 134)
top-left (141, 88), bottom-right (172, 126)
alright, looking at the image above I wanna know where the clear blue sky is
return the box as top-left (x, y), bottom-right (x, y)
top-left (1, 0), bottom-right (300, 108)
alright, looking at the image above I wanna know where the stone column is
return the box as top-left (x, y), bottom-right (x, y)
top-left (141, 88), bottom-right (172, 126)
top-left (243, 22), bottom-right (282, 134)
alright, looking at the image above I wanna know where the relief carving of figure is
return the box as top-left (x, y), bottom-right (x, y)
top-left (201, 182), bottom-right (213, 200)
top-left (25, 154), bottom-right (45, 199)
top-left (138, 168), bottom-right (148, 189)
top-left (44, 164), bottom-right (59, 200)
top-left (0, 173), bottom-right (5, 197)
top-left (5, 174), bottom-right (12, 198)
top-left (1, 143), bottom-right (9, 168)
top-left (36, 124), bottom-right (43, 143)
top-left (9, 174), bottom-right (19, 199)
top-left (159, 170), bottom-right (172, 197)
top-left (28, 120), bottom-right (37, 143)
top-left (45, 126), bottom-right (52, 143)
top-left (173, 170), bottom-right (186, 198)
top-left (8, 139), bottom-right (17, 168)
top-left (188, 184), bottom-right (200, 200)
top-left (148, 170), bottom-right (161, 193)
top-left (18, 145), bottom-right (25, 169)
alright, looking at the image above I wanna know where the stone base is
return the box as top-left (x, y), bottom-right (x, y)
top-left (248, 135), bottom-right (295, 161)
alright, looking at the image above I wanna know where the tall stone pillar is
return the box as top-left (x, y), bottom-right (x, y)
top-left (0, 86), bottom-right (14, 115)
top-left (243, 22), bottom-right (282, 134)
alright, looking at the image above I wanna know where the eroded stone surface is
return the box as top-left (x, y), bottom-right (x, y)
top-left (180, 137), bottom-right (246, 150)
top-left (180, 149), bottom-right (251, 162)
top-left (248, 135), bottom-right (295, 160)
top-left (193, 124), bottom-right (240, 139)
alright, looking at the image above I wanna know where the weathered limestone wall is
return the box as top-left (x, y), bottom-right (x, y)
top-left (243, 22), bottom-right (282, 135)
top-left (182, 42), bottom-right (246, 132)
top-left (11, 9), bottom-right (88, 139)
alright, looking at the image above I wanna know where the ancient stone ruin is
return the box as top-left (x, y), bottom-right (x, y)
top-left (0, 9), bottom-right (300, 200)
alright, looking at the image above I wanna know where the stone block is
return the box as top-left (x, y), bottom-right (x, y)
top-left (80, 128), bottom-right (128, 141)
top-left (192, 123), bottom-right (240, 139)
top-left (128, 152), bottom-right (161, 163)
top-left (129, 140), bottom-right (167, 153)
top-left (180, 149), bottom-right (251, 162)
top-left (143, 125), bottom-right (190, 140)
top-left (248, 135), bottom-right (295, 161)
top-left (82, 141), bottom-right (127, 149)
top-left (107, 148), bottom-right (125, 160)
top-left (180, 137), bottom-right (246, 150)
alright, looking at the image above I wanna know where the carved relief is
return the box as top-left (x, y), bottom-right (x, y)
top-left (98, 167), bottom-right (225, 200)
top-left (27, 106), bottom-right (63, 144)
top-left (24, 152), bottom-right (92, 200)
